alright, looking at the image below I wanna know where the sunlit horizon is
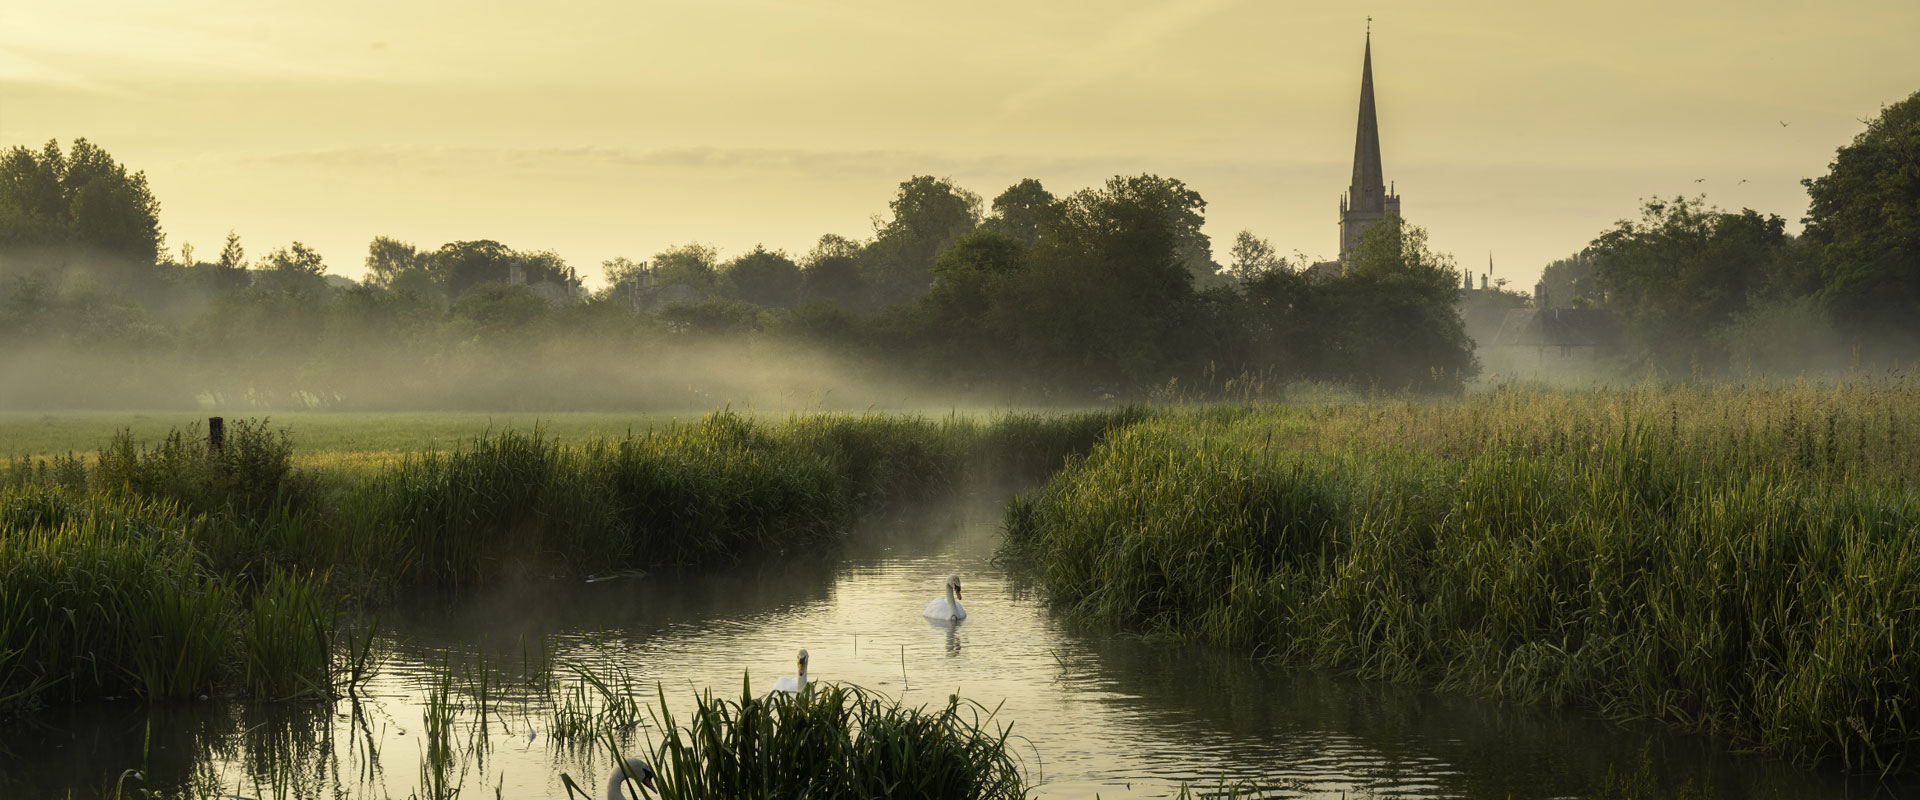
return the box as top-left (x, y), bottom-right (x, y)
top-left (5, 0), bottom-right (1917, 289)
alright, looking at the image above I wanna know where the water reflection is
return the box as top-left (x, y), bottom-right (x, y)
top-left (929, 616), bottom-right (965, 657)
top-left (2, 489), bottom-right (1912, 799)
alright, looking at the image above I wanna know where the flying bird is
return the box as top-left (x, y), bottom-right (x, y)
top-left (1739, 179), bottom-right (1750, 184)
top-left (1779, 120), bottom-right (1790, 127)
top-left (1694, 178), bottom-right (1705, 183)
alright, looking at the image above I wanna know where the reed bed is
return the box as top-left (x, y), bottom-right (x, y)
top-left (2, 407), bottom-right (1144, 714)
top-left (1003, 376), bottom-right (1920, 774)
top-left (638, 678), bottom-right (1028, 800)
top-left (0, 490), bottom-right (344, 713)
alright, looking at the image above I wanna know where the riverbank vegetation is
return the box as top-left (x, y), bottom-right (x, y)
top-left (644, 681), bottom-right (1027, 800)
top-left (0, 408), bottom-right (1145, 714)
top-left (1001, 376), bottom-right (1920, 774)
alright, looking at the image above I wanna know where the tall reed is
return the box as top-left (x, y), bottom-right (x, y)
top-left (2, 407), bottom-right (1146, 712)
top-left (645, 678), bottom-right (1028, 800)
top-left (1003, 378), bottom-right (1920, 773)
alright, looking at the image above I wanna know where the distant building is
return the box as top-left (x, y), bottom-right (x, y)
top-left (1310, 31), bottom-right (1402, 278)
top-left (1467, 278), bottom-right (1627, 376)
top-left (613, 269), bottom-right (706, 312)
top-left (1338, 31), bottom-right (1401, 266)
top-left (1306, 28), bottom-right (1626, 380)
top-left (506, 261), bottom-right (587, 304)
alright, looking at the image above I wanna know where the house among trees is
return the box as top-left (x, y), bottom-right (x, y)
top-left (1461, 270), bottom-right (1626, 377)
top-left (505, 260), bottom-right (588, 305)
top-left (614, 268), bottom-right (707, 312)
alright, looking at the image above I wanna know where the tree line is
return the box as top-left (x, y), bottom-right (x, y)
top-left (0, 141), bottom-right (1476, 408)
top-left (1539, 90), bottom-right (1920, 375)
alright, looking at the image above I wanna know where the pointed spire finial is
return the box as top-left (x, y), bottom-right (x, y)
top-left (1367, 16), bottom-right (1372, 37)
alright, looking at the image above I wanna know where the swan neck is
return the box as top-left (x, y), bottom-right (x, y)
top-left (606, 773), bottom-right (626, 800)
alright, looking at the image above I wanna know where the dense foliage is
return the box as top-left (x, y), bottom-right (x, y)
top-left (1, 140), bottom-right (1481, 407)
top-left (1001, 378), bottom-right (1920, 773)
top-left (1538, 89), bottom-right (1920, 374)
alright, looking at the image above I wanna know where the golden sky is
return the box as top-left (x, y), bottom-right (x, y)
top-left (4, 0), bottom-right (1917, 290)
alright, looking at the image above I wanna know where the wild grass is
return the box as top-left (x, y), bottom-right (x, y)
top-left (0, 489), bottom-right (351, 713)
top-left (1002, 376), bottom-right (1920, 774)
top-left (641, 678), bottom-right (1028, 800)
top-left (1, 407), bottom-right (1144, 714)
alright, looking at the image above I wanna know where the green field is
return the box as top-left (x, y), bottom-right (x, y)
top-left (0, 408), bottom-right (1072, 471)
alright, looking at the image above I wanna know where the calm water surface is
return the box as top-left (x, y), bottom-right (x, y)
top-left (1, 490), bottom-right (1907, 798)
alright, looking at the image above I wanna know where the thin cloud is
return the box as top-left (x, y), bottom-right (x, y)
top-left (240, 144), bottom-right (1154, 180)
top-left (997, 0), bottom-right (1241, 116)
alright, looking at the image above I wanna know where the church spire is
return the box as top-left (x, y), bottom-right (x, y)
top-left (1348, 30), bottom-right (1386, 214)
top-left (1335, 23), bottom-right (1400, 267)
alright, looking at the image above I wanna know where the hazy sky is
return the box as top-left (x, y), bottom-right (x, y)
top-left (4, 0), bottom-right (1917, 290)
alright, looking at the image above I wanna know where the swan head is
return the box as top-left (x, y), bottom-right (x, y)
top-left (606, 756), bottom-right (655, 798)
top-left (796, 648), bottom-right (809, 674)
top-left (947, 574), bottom-right (963, 601)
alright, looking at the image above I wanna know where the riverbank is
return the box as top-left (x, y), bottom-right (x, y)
top-left (1001, 378), bottom-right (1920, 773)
top-left (0, 408), bottom-right (1147, 715)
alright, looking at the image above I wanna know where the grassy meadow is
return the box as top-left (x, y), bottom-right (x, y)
top-left (1002, 376), bottom-right (1920, 773)
top-left (0, 407), bottom-right (1085, 475)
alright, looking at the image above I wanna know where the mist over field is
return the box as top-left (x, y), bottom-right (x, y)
top-left (6, 5), bottom-right (1920, 798)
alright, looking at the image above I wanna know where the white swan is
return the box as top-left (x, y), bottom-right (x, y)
top-left (769, 648), bottom-right (811, 695)
top-left (605, 757), bottom-right (655, 799)
top-left (923, 574), bottom-right (966, 622)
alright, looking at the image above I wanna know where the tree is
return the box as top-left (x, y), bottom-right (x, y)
top-left (365, 236), bottom-right (430, 289)
top-left (429, 240), bottom-right (575, 298)
top-left (722, 246), bottom-right (803, 308)
top-left (262, 242), bottom-right (326, 276)
top-left (256, 241), bottom-right (330, 294)
top-left (1588, 196), bottom-right (1787, 372)
top-left (651, 243), bottom-right (720, 291)
top-left (1538, 251), bottom-right (1600, 308)
top-left (862, 176), bottom-right (981, 306)
top-left (1101, 174), bottom-right (1219, 287)
top-left (985, 174), bottom-right (1205, 390)
top-left (0, 138), bottom-right (163, 265)
top-left (1802, 89), bottom-right (1920, 361)
top-left (1323, 217), bottom-right (1477, 391)
top-left (659, 297), bottom-right (766, 337)
top-left (801, 234), bottom-right (865, 308)
top-left (928, 229), bottom-right (1027, 326)
top-left (984, 179), bottom-right (1054, 245)
top-left (431, 239), bottom-right (515, 297)
top-left (217, 230), bottom-right (246, 272)
top-left (452, 283), bottom-right (549, 335)
top-left (207, 230), bottom-right (251, 293)
top-left (601, 256), bottom-right (648, 289)
top-left (1226, 230), bottom-right (1285, 285)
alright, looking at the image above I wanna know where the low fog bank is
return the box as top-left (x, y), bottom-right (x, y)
top-left (0, 336), bottom-right (1025, 412)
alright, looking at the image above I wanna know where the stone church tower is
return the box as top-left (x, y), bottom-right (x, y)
top-left (1338, 31), bottom-right (1400, 266)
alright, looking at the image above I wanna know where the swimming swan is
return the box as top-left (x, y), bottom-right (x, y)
top-left (769, 649), bottom-right (811, 695)
top-left (605, 757), bottom-right (655, 799)
top-left (923, 574), bottom-right (966, 622)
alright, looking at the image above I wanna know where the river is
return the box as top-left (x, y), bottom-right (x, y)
top-left (0, 488), bottom-right (1902, 798)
